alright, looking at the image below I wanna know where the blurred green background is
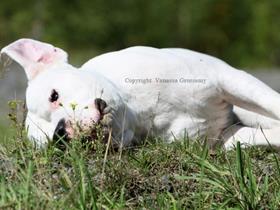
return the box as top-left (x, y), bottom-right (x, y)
top-left (0, 0), bottom-right (280, 68)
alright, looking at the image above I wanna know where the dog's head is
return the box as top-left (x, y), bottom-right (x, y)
top-left (1, 39), bottom-right (127, 146)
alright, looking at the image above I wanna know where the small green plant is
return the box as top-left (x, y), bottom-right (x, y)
top-left (7, 100), bottom-right (27, 140)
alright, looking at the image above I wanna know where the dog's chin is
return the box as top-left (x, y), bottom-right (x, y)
top-left (53, 102), bottom-right (113, 147)
top-left (78, 125), bottom-right (110, 145)
top-left (53, 119), bottom-right (110, 147)
top-left (75, 122), bottom-right (110, 144)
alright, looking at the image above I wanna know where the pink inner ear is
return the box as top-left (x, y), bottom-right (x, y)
top-left (1, 38), bottom-right (68, 81)
top-left (37, 54), bottom-right (54, 64)
top-left (17, 41), bottom-right (53, 64)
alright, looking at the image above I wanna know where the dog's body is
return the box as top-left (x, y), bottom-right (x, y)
top-left (2, 39), bottom-right (280, 149)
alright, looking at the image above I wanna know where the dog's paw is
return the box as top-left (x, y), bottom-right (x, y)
top-left (101, 112), bottom-right (113, 127)
top-left (102, 106), bottom-right (111, 115)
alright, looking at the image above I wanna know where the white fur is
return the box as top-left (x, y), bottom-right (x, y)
top-left (2, 39), bottom-right (280, 149)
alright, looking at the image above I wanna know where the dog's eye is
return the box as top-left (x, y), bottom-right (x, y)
top-left (49, 89), bottom-right (59, 102)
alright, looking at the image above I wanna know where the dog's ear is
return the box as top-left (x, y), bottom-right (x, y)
top-left (0, 38), bottom-right (68, 81)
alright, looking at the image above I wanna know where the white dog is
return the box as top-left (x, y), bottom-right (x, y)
top-left (1, 38), bottom-right (280, 149)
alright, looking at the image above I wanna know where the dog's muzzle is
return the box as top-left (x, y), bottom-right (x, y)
top-left (52, 98), bottom-right (110, 145)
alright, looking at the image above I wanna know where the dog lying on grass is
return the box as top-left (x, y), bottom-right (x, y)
top-left (1, 39), bottom-right (280, 149)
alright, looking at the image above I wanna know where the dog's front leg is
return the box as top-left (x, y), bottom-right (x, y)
top-left (101, 105), bottom-right (136, 148)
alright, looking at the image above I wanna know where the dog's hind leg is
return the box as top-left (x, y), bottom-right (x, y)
top-left (219, 67), bottom-right (280, 120)
top-left (233, 106), bottom-right (280, 129)
top-left (221, 125), bottom-right (280, 149)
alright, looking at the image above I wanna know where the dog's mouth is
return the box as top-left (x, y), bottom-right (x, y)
top-left (52, 98), bottom-right (111, 147)
top-left (52, 117), bottom-right (110, 147)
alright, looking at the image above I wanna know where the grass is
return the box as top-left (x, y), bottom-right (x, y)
top-left (1, 127), bottom-right (280, 210)
top-left (1, 102), bottom-right (280, 209)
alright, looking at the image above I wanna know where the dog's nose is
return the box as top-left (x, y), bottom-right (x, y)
top-left (94, 98), bottom-right (107, 114)
top-left (53, 118), bottom-right (68, 142)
